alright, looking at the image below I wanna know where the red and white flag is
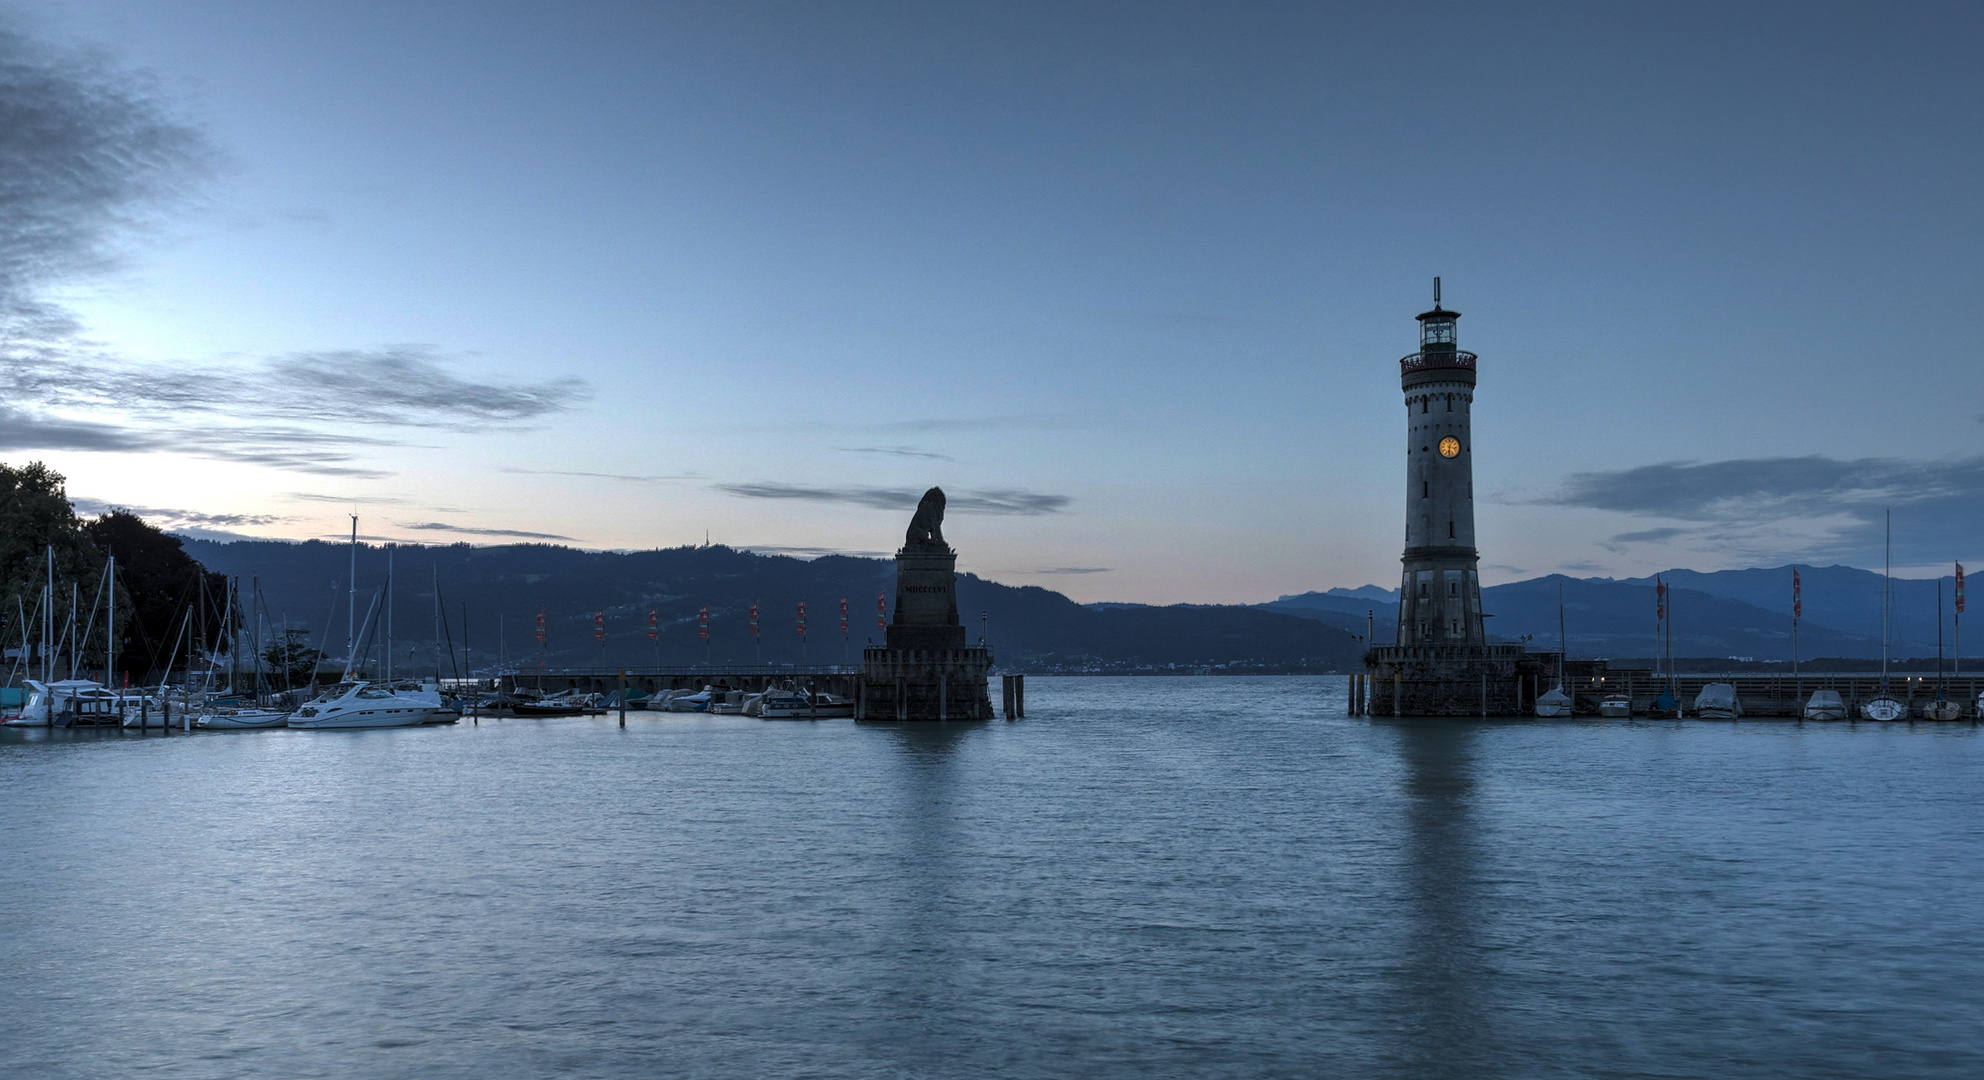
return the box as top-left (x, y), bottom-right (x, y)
top-left (535, 608), bottom-right (546, 644)
top-left (1958, 563), bottom-right (1966, 615)
top-left (749, 602), bottom-right (760, 637)
top-left (593, 610), bottom-right (605, 643)
top-left (796, 600), bottom-right (807, 639)
top-left (877, 592), bottom-right (887, 634)
top-left (1656, 577), bottom-right (1667, 622)
top-left (1792, 569), bottom-right (1801, 620)
top-left (647, 608), bottom-right (658, 642)
top-left (839, 596), bottom-right (848, 635)
top-left (698, 606), bottom-right (708, 641)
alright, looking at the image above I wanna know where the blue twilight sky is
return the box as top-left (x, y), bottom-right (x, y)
top-left (3, 1), bottom-right (1981, 602)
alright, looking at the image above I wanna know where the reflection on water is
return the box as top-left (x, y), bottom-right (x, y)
top-left (1388, 720), bottom-right (1491, 1074)
top-left (4, 677), bottom-right (1983, 1079)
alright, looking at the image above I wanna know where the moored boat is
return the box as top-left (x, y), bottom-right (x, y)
top-left (1533, 686), bottom-right (1572, 718)
top-left (1921, 697), bottom-right (1965, 721)
top-left (287, 681), bottom-right (451, 729)
top-left (197, 708), bottom-right (288, 730)
top-left (1597, 693), bottom-right (1631, 718)
top-left (3, 680), bottom-right (129, 727)
top-left (1860, 694), bottom-right (1907, 721)
top-left (1692, 683), bottom-right (1742, 720)
top-left (1802, 690), bottom-right (1846, 721)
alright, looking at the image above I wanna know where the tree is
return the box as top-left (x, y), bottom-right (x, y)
top-left (0, 461), bottom-right (118, 676)
top-left (84, 509), bottom-right (228, 680)
top-left (262, 628), bottom-right (326, 690)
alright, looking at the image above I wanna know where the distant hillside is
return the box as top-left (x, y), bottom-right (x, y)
top-left (1267, 566), bottom-right (1950, 661)
top-left (183, 539), bottom-right (1363, 675)
top-left (1619, 565), bottom-right (1957, 654)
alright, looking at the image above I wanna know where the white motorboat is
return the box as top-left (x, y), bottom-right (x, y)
top-left (1803, 690), bottom-right (1846, 721)
top-left (197, 708), bottom-right (288, 730)
top-left (664, 688), bottom-right (713, 713)
top-left (3, 680), bottom-right (129, 727)
top-left (1693, 683), bottom-right (1743, 720)
top-left (1597, 693), bottom-right (1632, 718)
top-left (384, 680), bottom-right (460, 724)
top-left (1533, 686), bottom-right (1572, 718)
top-left (708, 690), bottom-right (752, 715)
top-left (760, 690), bottom-right (823, 719)
top-left (286, 681), bottom-right (451, 729)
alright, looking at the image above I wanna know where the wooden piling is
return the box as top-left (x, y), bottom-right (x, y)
top-left (618, 670), bottom-right (627, 727)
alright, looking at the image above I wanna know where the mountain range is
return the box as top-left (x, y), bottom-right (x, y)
top-left (1268, 564), bottom-right (1968, 661)
top-left (182, 538), bottom-right (1965, 674)
top-left (182, 540), bottom-right (1363, 674)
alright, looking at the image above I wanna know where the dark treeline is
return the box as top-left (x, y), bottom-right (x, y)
top-left (0, 462), bottom-right (229, 684)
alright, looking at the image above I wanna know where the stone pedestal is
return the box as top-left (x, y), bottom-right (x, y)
top-left (860, 645), bottom-right (993, 720)
top-left (1365, 644), bottom-right (1539, 717)
top-left (862, 546), bottom-right (993, 720)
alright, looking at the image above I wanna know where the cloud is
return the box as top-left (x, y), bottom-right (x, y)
top-left (1609, 527), bottom-right (1690, 544)
top-left (1546, 455), bottom-right (1984, 564)
top-left (716, 483), bottom-right (1070, 515)
top-left (500, 467), bottom-right (698, 483)
top-left (0, 22), bottom-right (211, 344)
top-left (283, 492), bottom-right (416, 505)
top-left (0, 405), bottom-right (393, 476)
top-left (871, 415), bottom-right (1065, 434)
top-left (740, 544), bottom-right (893, 559)
top-left (72, 497), bottom-right (288, 530)
top-left (835, 446), bottom-right (956, 461)
top-left (393, 521), bottom-right (576, 541)
top-left (0, 406), bottom-right (156, 452)
top-left (4, 346), bottom-right (586, 431)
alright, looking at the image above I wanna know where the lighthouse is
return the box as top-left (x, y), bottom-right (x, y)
top-left (1398, 278), bottom-right (1485, 647)
top-left (1363, 279), bottom-right (1536, 716)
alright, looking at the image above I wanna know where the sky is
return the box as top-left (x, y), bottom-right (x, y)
top-left (2, 1), bottom-right (1981, 603)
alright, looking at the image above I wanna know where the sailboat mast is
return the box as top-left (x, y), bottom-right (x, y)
top-left (1558, 578), bottom-right (1567, 690)
top-left (433, 565), bottom-right (442, 680)
top-left (347, 514), bottom-right (358, 670)
top-left (107, 555), bottom-right (115, 694)
top-left (251, 577), bottom-right (263, 697)
top-left (385, 545), bottom-right (394, 684)
top-left (1883, 510), bottom-right (1891, 688)
top-left (44, 546), bottom-right (52, 684)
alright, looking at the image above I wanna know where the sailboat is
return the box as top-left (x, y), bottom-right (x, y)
top-left (1922, 581), bottom-right (1964, 720)
top-left (1861, 511), bottom-right (1908, 721)
top-left (1535, 580), bottom-right (1573, 717)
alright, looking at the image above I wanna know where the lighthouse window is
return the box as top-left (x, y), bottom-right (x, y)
top-left (1451, 620), bottom-right (1459, 635)
top-left (1421, 319), bottom-right (1455, 347)
top-left (1448, 520), bottom-right (1455, 538)
top-left (1421, 481), bottom-right (1428, 498)
top-left (1422, 399), bottom-right (1429, 414)
top-left (1449, 582), bottom-right (1457, 597)
top-left (1419, 582), bottom-right (1428, 597)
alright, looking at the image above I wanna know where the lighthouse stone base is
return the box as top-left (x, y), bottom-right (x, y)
top-left (1365, 644), bottom-right (1538, 717)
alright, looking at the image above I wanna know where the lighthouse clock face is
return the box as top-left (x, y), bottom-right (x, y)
top-left (1438, 436), bottom-right (1461, 459)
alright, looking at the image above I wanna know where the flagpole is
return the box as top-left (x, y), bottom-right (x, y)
top-left (1956, 562), bottom-right (1965, 678)
top-left (1792, 567), bottom-right (1800, 696)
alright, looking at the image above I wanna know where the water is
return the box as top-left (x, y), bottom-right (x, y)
top-left (4, 676), bottom-right (1982, 1079)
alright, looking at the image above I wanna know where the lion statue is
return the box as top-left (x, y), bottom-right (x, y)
top-left (903, 487), bottom-right (948, 550)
